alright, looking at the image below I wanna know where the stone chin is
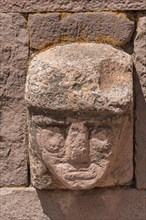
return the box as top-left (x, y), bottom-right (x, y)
top-left (42, 155), bottom-right (108, 190)
top-left (56, 164), bottom-right (108, 190)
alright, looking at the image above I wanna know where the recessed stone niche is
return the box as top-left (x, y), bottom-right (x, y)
top-left (25, 43), bottom-right (133, 190)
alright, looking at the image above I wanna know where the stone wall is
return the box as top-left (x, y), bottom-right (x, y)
top-left (0, 1), bottom-right (146, 219)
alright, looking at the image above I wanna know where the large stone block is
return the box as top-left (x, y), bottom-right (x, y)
top-left (134, 16), bottom-right (146, 189)
top-left (1, 187), bottom-right (146, 220)
top-left (1, 0), bottom-right (146, 12)
top-left (25, 43), bottom-right (133, 190)
top-left (28, 12), bottom-right (134, 50)
top-left (0, 13), bottom-right (29, 186)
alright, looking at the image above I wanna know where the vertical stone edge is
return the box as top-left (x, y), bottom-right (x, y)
top-left (0, 13), bottom-right (29, 186)
top-left (134, 16), bottom-right (146, 189)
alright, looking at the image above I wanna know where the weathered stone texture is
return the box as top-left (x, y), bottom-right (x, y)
top-left (26, 43), bottom-right (133, 114)
top-left (134, 16), bottom-right (146, 189)
top-left (1, 0), bottom-right (146, 12)
top-left (134, 16), bottom-right (146, 101)
top-left (1, 187), bottom-right (146, 220)
top-left (25, 43), bottom-right (133, 190)
top-left (28, 12), bottom-right (134, 50)
top-left (0, 13), bottom-right (29, 186)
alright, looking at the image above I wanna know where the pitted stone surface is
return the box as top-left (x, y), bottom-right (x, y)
top-left (0, 13), bottom-right (29, 186)
top-left (1, 0), bottom-right (146, 12)
top-left (134, 16), bottom-right (146, 101)
top-left (28, 12), bottom-right (134, 49)
top-left (134, 16), bottom-right (146, 189)
top-left (26, 43), bottom-right (133, 114)
top-left (25, 43), bottom-right (133, 190)
top-left (1, 188), bottom-right (146, 220)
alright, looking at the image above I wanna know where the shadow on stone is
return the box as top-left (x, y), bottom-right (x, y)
top-left (134, 69), bottom-right (146, 189)
top-left (37, 189), bottom-right (65, 220)
top-left (36, 188), bottom-right (123, 220)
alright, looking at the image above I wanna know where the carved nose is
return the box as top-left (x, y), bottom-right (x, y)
top-left (65, 122), bottom-right (89, 164)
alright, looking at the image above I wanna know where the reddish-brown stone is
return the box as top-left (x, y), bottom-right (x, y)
top-left (134, 16), bottom-right (146, 101)
top-left (1, 0), bottom-right (146, 12)
top-left (26, 43), bottom-right (133, 190)
top-left (134, 16), bottom-right (146, 190)
top-left (28, 12), bottom-right (134, 49)
top-left (0, 13), bottom-right (29, 186)
top-left (1, 187), bottom-right (146, 220)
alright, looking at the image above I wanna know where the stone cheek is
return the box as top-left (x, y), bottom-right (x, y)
top-left (25, 43), bottom-right (133, 190)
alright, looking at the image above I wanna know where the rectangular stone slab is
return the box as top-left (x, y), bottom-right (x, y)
top-left (0, 13), bottom-right (29, 186)
top-left (28, 12), bottom-right (134, 50)
top-left (1, 0), bottom-right (146, 12)
top-left (1, 187), bottom-right (146, 220)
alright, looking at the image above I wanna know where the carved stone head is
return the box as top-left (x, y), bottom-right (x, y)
top-left (25, 43), bottom-right (133, 190)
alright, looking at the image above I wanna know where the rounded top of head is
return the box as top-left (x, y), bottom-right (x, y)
top-left (25, 43), bottom-right (133, 115)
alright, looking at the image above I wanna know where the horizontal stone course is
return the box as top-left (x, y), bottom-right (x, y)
top-left (0, 13), bottom-right (29, 186)
top-left (1, 187), bottom-right (146, 220)
top-left (1, 0), bottom-right (146, 12)
top-left (28, 12), bottom-right (134, 49)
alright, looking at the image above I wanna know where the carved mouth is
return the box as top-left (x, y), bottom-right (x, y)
top-left (63, 170), bottom-right (97, 180)
top-left (62, 163), bottom-right (97, 180)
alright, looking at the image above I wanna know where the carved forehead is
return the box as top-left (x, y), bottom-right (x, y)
top-left (25, 43), bottom-right (133, 114)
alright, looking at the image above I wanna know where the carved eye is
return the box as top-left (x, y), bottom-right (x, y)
top-left (90, 125), bottom-right (112, 139)
top-left (36, 127), bottom-right (65, 153)
top-left (89, 127), bottom-right (112, 156)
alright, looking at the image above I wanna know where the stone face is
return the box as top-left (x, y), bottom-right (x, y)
top-left (134, 16), bottom-right (146, 189)
top-left (0, 13), bottom-right (29, 186)
top-left (1, 187), bottom-right (146, 220)
top-left (1, 0), bottom-right (146, 12)
top-left (28, 12), bottom-right (134, 49)
top-left (25, 43), bottom-right (133, 190)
